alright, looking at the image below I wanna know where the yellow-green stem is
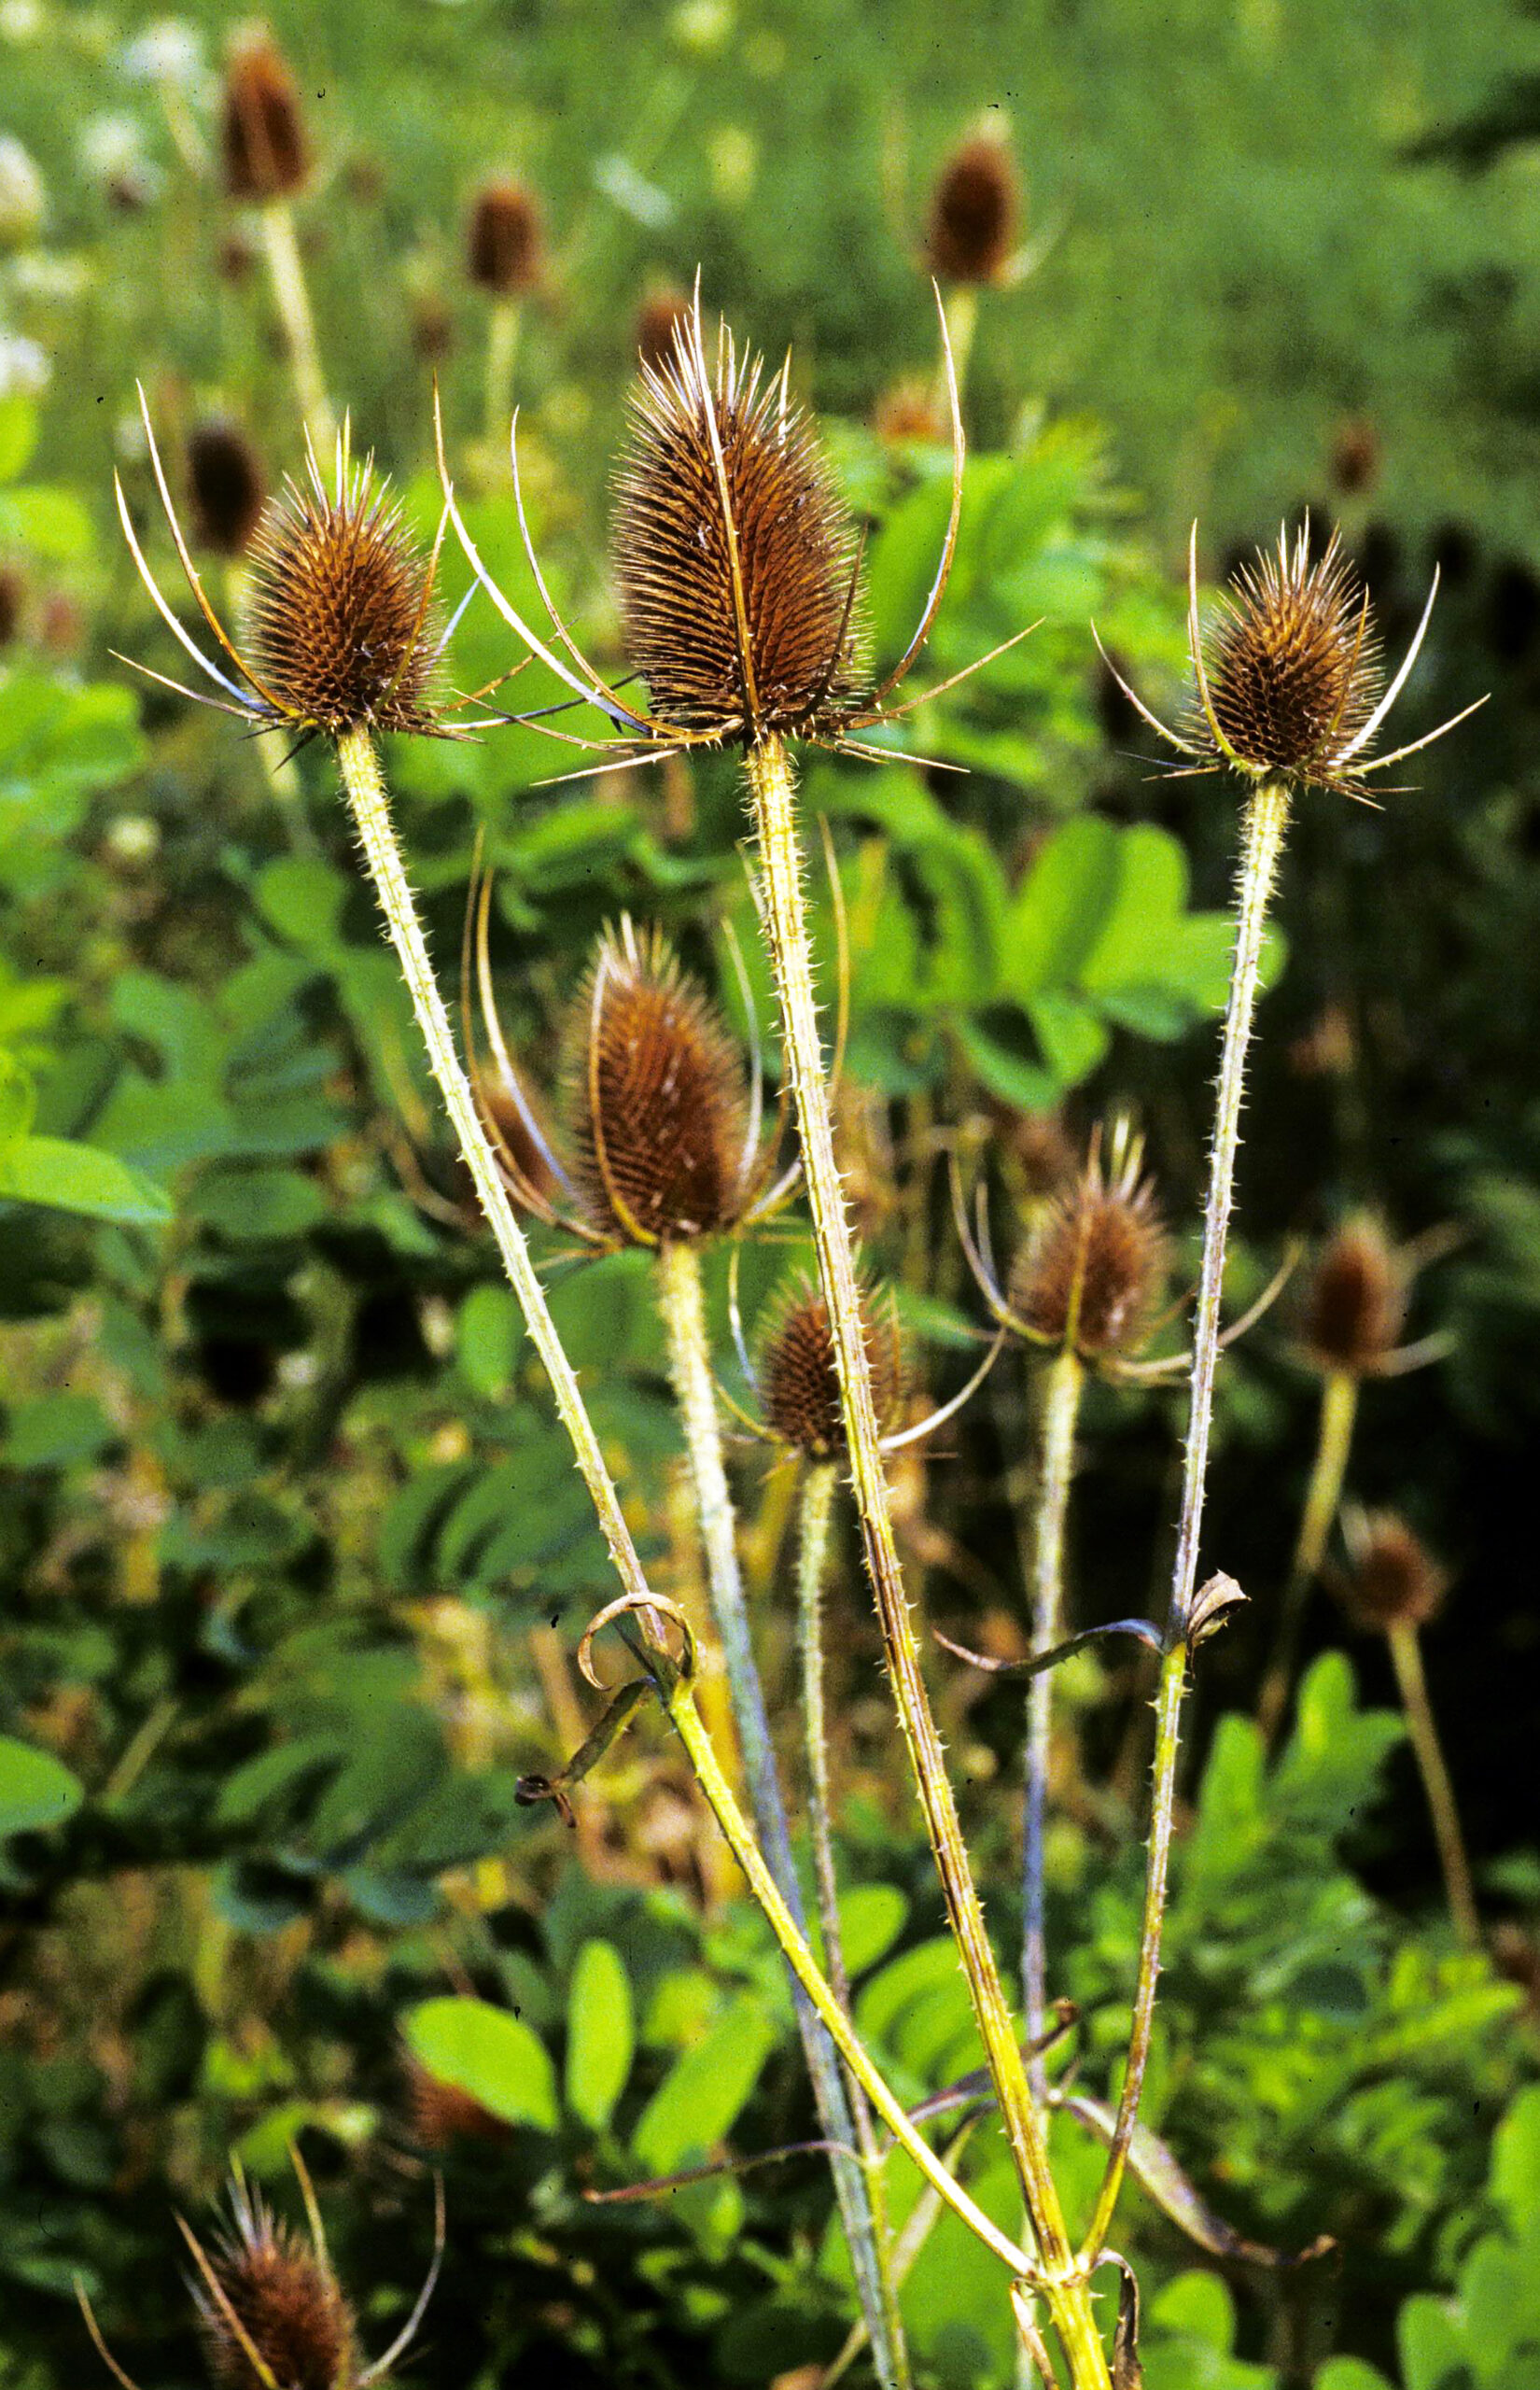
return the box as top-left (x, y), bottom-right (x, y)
top-left (259, 199), bottom-right (333, 447)
top-left (746, 735), bottom-right (1110, 2389)
top-left (1387, 1622), bottom-right (1480, 1948)
top-left (484, 297), bottom-right (523, 449)
top-left (1082, 778), bottom-right (1291, 2268)
top-left (656, 1243), bottom-right (907, 2390)
top-left (1257, 1368), bottom-right (1359, 1747)
top-left (941, 285), bottom-right (979, 411)
top-left (1023, 1351), bottom-right (1083, 2094)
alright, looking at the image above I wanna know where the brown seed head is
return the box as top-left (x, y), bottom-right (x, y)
top-left (760, 1277), bottom-right (905, 1460)
top-left (0, 563), bottom-right (21, 646)
top-left (187, 419), bottom-right (266, 559)
top-left (1330, 415), bottom-right (1380, 499)
top-left (635, 284), bottom-right (691, 375)
top-left (1300, 1216), bottom-right (1407, 1376)
top-left (926, 133), bottom-right (1019, 286)
top-left (1337, 1509), bottom-right (1447, 1633)
top-left (243, 459), bottom-right (441, 737)
top-left (1008, 1129), bottom-right (1167, 1359)
top-left (873, 375), bottom-right (947, 448)
top-left (1202, 524), bottom-right (1381, 793)
top-left (467, 178), bottom-right (542, 298)
top-left (563, 919), bottom-right (753, 1245)
top-left (612, 314), bottom-right (868, 742)
top-left (221, 34), bottom-right (308, 204)
top-left (407, 2057), bottom-right (513, 2150)
top-left (196, 2182), bottom-right (355, 2390)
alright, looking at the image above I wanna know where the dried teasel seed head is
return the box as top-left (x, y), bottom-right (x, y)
top-left (563, 919), bottom-right (753, 1245)
top-left (611, 316), bottom-right (868, 741)
top-left (466, 177), bottom-right (542, 299)
top-left (407, 2057), bottom-right (513, 2150)
top-left (635, 283), bottom-right (691, 375)
top-left (926, 132), bottom-right (1019, 286)
top-left (195, 2180), bottom-right (356, 2390)
top-left (0, 563), bottom-right (21, 646)
top-left (760, 1277), bottom-right (905, 1460)
top-left (1008, 1128), bottom-right (1167, 1359)
top-left (243, 460), bottom-right (442, 736)
top-left (1330, 415), bottom-right (1380, 499)
top-left (1337, 1509), bottom-right (1447, 1633)
top-left (1299, 1216), bottom-right (1407, 1377)
top-left (1203, 525), bottom-right (1381, 791)
top-left (187, 418), bottom-right (266, 559)
top-left (220, 32), bottom-right (308, 204)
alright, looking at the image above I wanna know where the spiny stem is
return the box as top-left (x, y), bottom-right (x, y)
top-left (1387, 1622), bottom-right (1480, 1948)
top-left (1023, 1350), bottom-right (1083, 2095)
top-left (484, 297), bottom-right (523, 450)
top-left (655, 1241), bottom-right (908, 2390)
top-left (1081, 777), bottom-right (1290, 2268)
top-left (259, 200), bottom-right (333, 448)
top-left (1257, 1367), bottom-right (1358, 1747)
top-left (745, 734), bottom-right (1111, 2390)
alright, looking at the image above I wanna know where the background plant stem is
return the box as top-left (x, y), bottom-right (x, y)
top-left (1387, 1621), bottom-right (1481, 1947)
top-left (1257, 1367), bottom-right (1358, 1746)
top-left (483, 297), bottom-right (522, 448)
top-left (259, 200), bottom-right (333, 448)
top-left (1023, 1349), bottom-right (1083, 2096)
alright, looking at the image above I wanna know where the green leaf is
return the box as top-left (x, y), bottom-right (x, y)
top-left (457, 1283), bottom-right (523, 1399)
top-left (0, 392), bottom-right (39, 483)
top-left (0, 1047), bottom-right (37, 1145)
top-left (1316, 2365), bottom-right (1394, 2390)
top-left (631, 1992), bottom-right (776, 2174)
top-left (0, 1133), bottom-right (172, 1224)
top-left (1003, 815), bottom-right (1121, 999)
top-left (4, 1392), bottom-right (114, 1470)
top-left (566, 1938), bottom-right (635, 2131)
top-left (403, 1996), bottom-right (559, 2132)
top-left (837, 1884), bottom-right (909, 1976)
top-left (1491, 2085), bottom-right (1540, 2240)
top-left (0, 1736), bottom-right (84, 1836)
top-left (1398, 2294), bottom-right (1472, 2390)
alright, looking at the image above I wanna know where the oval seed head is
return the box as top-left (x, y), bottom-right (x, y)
top-left (1009, 1129), bottom-right (1167, 1359)
top-left (926, 132), bottom-right (1019, 286)
top-left (196, 2182), bottom-right (355, 2390)
top-left (760, 1277), bottom-right (905, 1460)
top-left (1300, 1216), bottom-right (1407, 1376)
top-left (612, 314), bottom-right (868, 742)
top-left (1338, 1509), bottom-right (1447, 1633)
top-left (1201, 525), bottom-right (1381, 793)
top-left (187, 418), bottom-right (266, 559)
top-left (243, 460), bottom-right (442, 736)
top-left (466, 177), bottom-right (542, 299)
top-left (220, 33), bottom-right (308, 204)
top-left (563, 920), bottom-right (753, 1245)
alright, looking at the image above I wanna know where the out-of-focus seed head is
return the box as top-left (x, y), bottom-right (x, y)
top-left (611, 315), bottom-right (868, 742)
top-left (635, 284), bottom-right (691, 375)
top-left (466, 178), bottom-right (542, 298)
top-left (187, 418), bottom-right (266, 559)
top-left (926, 133), bottom-right (1019, 286)
top-left (873, 375), bottom-right (946, 447)
top-left (1330, 415), bottom-right (1380, 499)
top-left (243, 459), bottom-right (441, 736)
top-left (760, 1277), bottom-right (905, 1460)
top-left (407, 2058), bottom-right (513, 2151)
top-left (563, 919), bottom-right (753, 1245)
top-left (1008, 1128), bottom-right (1167, 1359)
top-left (220, 32), bottom-right (308, 204)
top-left (195, 2180), bottom-right (355, 2390)
top-left (1201, 525), bottom-right (1381, 794)
top-left (1337, 1509), bottom-right (1447, 1633)
top-left (0, 563), bottom-right (21, 645)
top-left (1300, 1216), bottom-right (1407, 1376)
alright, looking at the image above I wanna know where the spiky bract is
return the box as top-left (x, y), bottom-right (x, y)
top-left (612, 318), bottom-right (868, 743)
top-left (1301, 1216), bottom-right (1407, 1376)
top-left (927, 134), bottom-right (1019, 286)
top-left (1203, 526), bottom-right (1380, 793)
top-left (196, 2181), bottom-right (355, 2390)
top-left (221, 35), bottom-right (308, 204)
top-left (188, 419), bottom-right (266, 559)
top-left (1009, 1132), bottom-right (1167, 1360)
top-left (1339, 1510), bottom-right (1447, 1633)
top-left (761, 1277), bottom-right (905, 1460)
top-left (467, 179), bottom-right (542, 298)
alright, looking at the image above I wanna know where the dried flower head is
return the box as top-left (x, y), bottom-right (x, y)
top-left (636, 284), bottom-right (691, 375)
top-left (1098, 519), bottom-right (1484, 800)
top-left (1330, 415), bottom-right (1380, 499)
top-left (407, 2058), bottom-right (513, 2150)
top-left (221, 33), bottom-right (308, 204)
top-left (760, 1277), bottom-right (905, 1459)
top-left (194, 2178), bottom-right (355, 2390)
top-left (187, 418), bottom-right (266, 559)
top-left (1300, 1216), bottom-right (1407, 1376)
top-left (927, 133), bottom-right (1019, 286)
top-left (1338, 1508), bottom-right (1447, 1633)
top-left (467, 178), bottom-right (542, 299)
top-left (1007, 1125), bottom-right (1168, 1360)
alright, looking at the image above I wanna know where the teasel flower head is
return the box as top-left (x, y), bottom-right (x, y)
top-left (467, 178), bottom-right (542, 299)
top-left (220, 30), bottom-right (308, 204)
top-left (926, 131), bottom-right (1019, 287)
top-left (191, 2176), bottom-right (355, 2390)
top-left (1297, 1215), bottom-right (1450, 1381)
top-left (1006, 1120), bottom-right (1168, 1361)
top-left (1337, 1507), bottom-right (1448, 1633)
top-left (187, 417), bottom-right (266, 560)
top-left (1096, 517), bottom-right (1485, 801)
top-left (759, 1276), bottom-right (907, 1460)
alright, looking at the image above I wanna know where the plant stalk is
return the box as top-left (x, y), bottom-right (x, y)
top-left (484, 297), bottom-right (523, 448)
top-left (1257, 1367), bottom-right (1358, 1746)
top-left (1387, 1622), bottom-right (1480, 1948)
top-left (1081, 777), bottom-right (1291, 2267)
top-left (656, 1241), bottom-right (908, 2390)
top-left (259, 199), bottom-right (334, 448)
top-left (1023, 1350), bottom-right (1083, 2095)
top-left (746, 733), bottom-right (1110, 2389)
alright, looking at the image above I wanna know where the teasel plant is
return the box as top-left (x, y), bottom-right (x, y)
top-left (466, 177), bottom-right (543, 449)
top-left (922, 118), bottom-right (1058, 406)
top-left (218, 28), bottom-right (334, 447)
top-left (1085, 517), bottom-right (1485, 2268)
top-left (437, 284), bottom-right (1132, 2383)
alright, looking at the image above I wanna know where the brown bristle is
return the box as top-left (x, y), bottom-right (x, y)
top-left (926, 134), bottom-right (1019, 286)
top-left (1330, 415), bottom-right (1380, 499)
top-left (1009, 1132), bottom-right (1167, 1358)
top-left (1338, 1510), bottom-right (1447, 1633)
top-left (0, 564), bottom-right (21, 646)
top-left (187, 419), bottom-right (266, 559)
top-left (243, 466), bottom-right (441, 736)
top-left (407, 2058), bottom-right (513, 2150)
top-left (760, 1278), bottom-right (905, 1460)
top-left (563, 920), bottom-right (751, 1245)
top-left (611, 316), bottom-right (868, 742)
top-left (1300, 1217), bottom-right (1407, 1375)
top-left (220, 35), bottom-right (308, 204)
top-left (636, 285), bottom-right (691, 375)
top-left (197, 2183), bottom-right (355, 2390)
top-left (467, 178), bottom-right (542, 298)
top-left (1204, 526), bottom-right (1382, 789)
top-left (475, 1051), bottom-right (558, 1212)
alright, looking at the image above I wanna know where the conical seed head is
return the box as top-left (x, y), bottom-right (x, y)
top-left (1341, 1511), bottom-right (1446, 1632)
top-left (198, 2189), bottom-right (355, 2390)
top-left (1301, 1217), bottom-right (1407, 1375)
top-left (927, 134), bottom-right (1019, 285)
top-left (760, 1279), bottom-right (904, 1459)
top-left (467, 178), bottom-right (542, 297)
top-left (563, 922), bottom-right (751, 1244)
top-left (220, 35), bottom-right (308, 204)
top-left (1205, 529), bottom-right (1381, 784)
top-left (1009, 1152), bottom-right (1167, 1358)
top-left (187, 418), bottom-right (266, 559)
top-left (243, 469), bottom-right (441, 736)
top-left (612, 319), bottom-right (868, 741)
